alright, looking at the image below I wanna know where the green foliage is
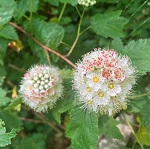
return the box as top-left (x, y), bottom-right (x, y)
top-left (0, 0), bottom-right (16, 27)
top-left (66, 106), bottom-right (99, 149)
top-left (0, 0), bottom-right (150, 148)
top-left (91, 11), bottom-right (128, 38)
top-left (0, 88), bottom-right (11, 107)
top-left (14, 0), bottom-right (39, 21)
top-left (140, 101), bottom-right (150, 134)
top-left (98, 115), bottom-right (124, 140)
top-left (112, 38), bottom-right (150, 75)
top-left (0, 24), bottom-right (18, 40)
top-left (0, 119), bottom-right (18, 147)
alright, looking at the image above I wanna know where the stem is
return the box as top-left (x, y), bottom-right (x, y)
top-left (79, 26), bottom-right (91, 36)
top-left (61, 41), bottom-right (71, 48)
top-left (129, 0), bottom-right (148, 20)
top-left (126, 120), bottom-right (144, 149)
top-left (9, 22), bottom-right (76, 69)
top-left (128, 92), bottom-right (150, 99)
top-left (64, 8), bottom-right (85, 57)
top-left (75, 6), bottom-right (81, 17)
top-left (8, 63), bottom-right (25, 72)
top-left (58, 3), bottom-right (67, 22)
top-left (15, 9), bottom-right (30, 20)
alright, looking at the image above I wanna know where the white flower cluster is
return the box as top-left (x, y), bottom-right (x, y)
top-left (73, 49), bottom-right (136, 116)
top-left (19, 65), bottom-right (63, 112)
top-left (78, 0), bottom-right (96, 7)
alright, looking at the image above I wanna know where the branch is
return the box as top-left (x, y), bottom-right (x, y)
top-left (9, 22), bottom-right (76, 69)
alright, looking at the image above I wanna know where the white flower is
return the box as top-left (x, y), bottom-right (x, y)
top-left (78, 0), bottom-right (96, 7)
top-left (73, 49), bottom-right (136, 116)
top-left (19, 65), bottom-right (63, 112)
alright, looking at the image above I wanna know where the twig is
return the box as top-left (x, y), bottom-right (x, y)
top-left (21, 117), bottom-right (42, 124)
top-left (9, 22), bottom-right (76, 69)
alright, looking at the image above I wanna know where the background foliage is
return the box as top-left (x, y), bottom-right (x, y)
top-left (0, 0), bottom-right (150, 148)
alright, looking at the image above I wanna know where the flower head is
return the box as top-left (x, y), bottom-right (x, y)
top-left (78, 0), bottom-right (96, 7)
top-left (19, 65), bottom-right (63, 112)
top-left (73, 49), bottom-right (136, 116)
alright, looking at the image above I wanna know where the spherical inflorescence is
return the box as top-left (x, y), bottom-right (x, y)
top-left (78, 0), bottom-right (96, 7)
top-left (19, 65), bottom-right (63, 112)
top-left (73, 49), bottom-right (136, 116)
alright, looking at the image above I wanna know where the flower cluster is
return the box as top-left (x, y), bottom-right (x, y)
top-left (73, 49), bottom-right (136, 116)
top-left (78, 0), bottom-right (96, 7)
top-left (19, 65), bottom-right (63, 112)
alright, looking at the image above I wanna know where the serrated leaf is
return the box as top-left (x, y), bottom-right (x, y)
top-left (140, 101), bottom-right (150, 134)
top-left (0, 0), bottom-right (16, 27)
top-left (98, 115), bottom-right (124, 140)
top-left (66, 106), bottom-right (99, 149)
top-left (14, 0), bottom-right (39, 20)
top-left (116, 38), bottom-right (150, 75)
top-left (0, 119), bottom-right (18, 147)
top-left (91, 11), bottom-right (128, 38)
top-left (0, 24), bottom-right (18, 40)
top-left (0, 110), bottom-right (22, 131)
top-left (0, 88), bottom-right (11, 107)
top-left (58, 0), bottom-right (78, 5)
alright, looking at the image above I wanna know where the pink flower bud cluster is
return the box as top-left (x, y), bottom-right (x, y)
top-left (19, 65), bottom-right (63, 112)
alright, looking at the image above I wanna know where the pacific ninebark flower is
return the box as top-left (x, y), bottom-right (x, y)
top-left (19, 65), bottom-right (63, 112)
top-left (73, 49), bottom-right (136, 116)
top-left (78, 0), bottom-right (96, 7)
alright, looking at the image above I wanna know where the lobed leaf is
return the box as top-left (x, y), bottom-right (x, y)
top-left (91, 11), bottom-right (128, 38)
top-left (66, 106), bottom-right (99, 149)
top-left (0, 119), bottom-right (18, 147)
top-left (0, 0), bottom-right (16, 27)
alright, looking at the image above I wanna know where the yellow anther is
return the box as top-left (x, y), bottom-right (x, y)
top-left (108, 82), bottom-right (115, 89)
top-left (98, 91), bottom-right (104, 98)
top-left (93, 76), bottom-right (100, 83)
top-left (86, 87), bottom-right (92, 92)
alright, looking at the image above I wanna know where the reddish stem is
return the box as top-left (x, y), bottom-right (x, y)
top-left (9, 22), bottom-right (76, 69)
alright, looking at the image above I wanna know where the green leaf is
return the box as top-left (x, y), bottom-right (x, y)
top-left (136, 127), bottom-right (150, 146)
top-left (66, 106), bottom-right (99, 149)
top-left (0, 88), bottom-right (11, 107)
top-left (0, 0), bottom-right (16, 27)
top-left (91, 11), bottom-right (128, 38)
top-left (97, 0), bottom-right (118, 3)
top-left (24, 17), bottom-right (64, 63)
top-left (140, 101), bottom-right (150, 134)
top-left (0, 110), bottom-right (22, 131)
top-left (52, 69), bottom-right (76, 123)
top-left (117, 38), bottom-right (150, 75)
top-left (0, 119), bottom-right (18, 147)
top-left (110, 38), bottom-right (124, 51)
top-left (15, 0), bottom-right (39, 20)
top-left (58, 0), bottom-right (78, 5)
top-left (98, 115), bottom-right (124, 140)
top-left (0, 24), bottom-right (18, 40)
